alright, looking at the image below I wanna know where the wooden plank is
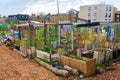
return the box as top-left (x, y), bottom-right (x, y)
top-left (59, 56), bottom-right (96, 76)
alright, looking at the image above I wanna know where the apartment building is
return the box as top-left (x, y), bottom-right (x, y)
top-left (78, 3), bottom-right (117, 22)
top-left (115, 11), bottom-right (120, 22)
top-left (7, 14), bottom-right (29, 24)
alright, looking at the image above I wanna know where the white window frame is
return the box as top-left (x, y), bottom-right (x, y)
top-left (88, 13), bottom-right (91, 18)
top-left (88, 7), bottom-right (91, 12)
top-left (109, 7), bottom-right (111, 12)
top-left (94, 13), bottom-right (97, 18)
top-left (117, 15), bottom-right (119, 18)
top-left (106, 7), bottom-right (108, 11)
top-left (94, 6), bottom-right (97, 11)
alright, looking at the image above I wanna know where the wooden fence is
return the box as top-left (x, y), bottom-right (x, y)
top-left (59, 56), bottom-right (96, 76)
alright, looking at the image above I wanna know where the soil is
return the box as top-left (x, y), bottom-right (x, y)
top-left (85, 61), bottom-right (120, 80)
top-left (0, 45), bottom-right (63, 80)
top-left (0, 45), bottom-right (120, 80)
top-left (65, 61), bottom-right (120, 80)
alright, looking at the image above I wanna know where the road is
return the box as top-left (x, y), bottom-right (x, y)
top-left (0, 45), bottom-right (62, 80)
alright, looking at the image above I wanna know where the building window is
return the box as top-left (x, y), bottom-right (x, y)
top-left (22, 16), bottom-right (24, 18)
top-left (105, 19), bottom-right (107, 21)
top-left (106, 7), bottom-right (108, 11)
top-left (105, 13), bottom-right (108, 17)
top-left (94, 13), bottom-right (97, 18)
top-left (109, 19), bottom-right (111, 21)
top-left (109, 7), bottom-right (111, 11)
top-left (94, 19), bottom-right (96, 21)
top-left (117, 15), bottom-right (120, 18)
top-left (88, 7), bottom-right (91, 12)
top-left (117, 19), bottom-right (120, 22)
top-left (26, 16), bottom-right (28, 19)
top-left (109, 13), bottom-right (111, 17)
top-left (88, 13), bottom-right (91, 18)
top-left (94, 6), bottom-right (97, 11)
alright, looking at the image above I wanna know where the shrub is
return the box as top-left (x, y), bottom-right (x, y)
top-left (41, 45), bottom-right (51, 53)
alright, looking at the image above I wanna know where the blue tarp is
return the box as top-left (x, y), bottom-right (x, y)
top-left (0, 24), bottom-right (3, 27)
top-left (13, 31), bottom-right (19, 35)
top-left (13, 31), bottom-right (23, 39)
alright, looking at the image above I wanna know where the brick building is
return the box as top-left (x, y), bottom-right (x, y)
top-left (115, 11), bottom-right (120, 22)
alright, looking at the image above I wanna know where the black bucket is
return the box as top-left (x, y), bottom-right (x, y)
top-left (112, 49), bottom-right (120, 59)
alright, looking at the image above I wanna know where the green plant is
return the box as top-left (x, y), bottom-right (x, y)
top-left (108, 58), bottom-right (113, 62)
top-left (36, 28), bottom-right (44, 47)
top-left (0, 27), bottom-right (4, 36)
top-left (40, 58), bottom-right (56, 65)
top-left (49, 37), bottom-right (58, 42)
top-left (57, 49), bottom-right (63, 54)
top-left (114, 26), bottom-right (120, 42)
top-left (14, 40), bottom-right (19, 45)
top-left (96, 63), bottom-right (105, 68)
top-left (31, 53), bottom-right (36, 59)
top-left (41, 45), bottom-right (51, 53)
top-left (12, 20), bottom-right (19, 24)
top-left (101, 50), bottom-right (106, 55)
top-left (69, 55), bottom-right (87, 62)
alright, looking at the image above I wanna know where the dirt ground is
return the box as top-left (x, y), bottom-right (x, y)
top-left (85, 61), bottom-right (120, 80)
top-left (0, 45), bottom-right (62, 80)
top-left (0, 45), bottom-right (120, 80)
top-left (66, 61), bottom-right (120, 80)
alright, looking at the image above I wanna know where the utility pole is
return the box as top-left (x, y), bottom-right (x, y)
top-left (57, 0), bottom-right (61, 46)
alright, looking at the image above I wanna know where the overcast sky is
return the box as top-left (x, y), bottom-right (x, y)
top-left (0, 0), bottom-right (120, 16)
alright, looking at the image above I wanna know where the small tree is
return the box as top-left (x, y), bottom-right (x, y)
top-left (12, 20), bottom-right (19, 24)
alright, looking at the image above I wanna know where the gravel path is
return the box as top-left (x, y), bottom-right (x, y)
top-left (0, 45), bottom-right (62, 80)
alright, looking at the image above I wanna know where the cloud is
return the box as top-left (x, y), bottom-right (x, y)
top-left (22, 0), bottom-right (57, 15)
top-left (22, 0), bottom-right (100, 15)
top-left (0, 0), bottom-right (120, 16)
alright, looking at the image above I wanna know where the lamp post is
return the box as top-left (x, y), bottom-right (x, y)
top-left (57, 0), bottom-right (61, 46)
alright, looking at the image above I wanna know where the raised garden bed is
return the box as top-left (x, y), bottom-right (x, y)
top-left (94, 49), bottom-right (113, 64)
top-left (36, 50), bottom-right (60, 61)
top-left (59, 55), bottom-right (96, 76)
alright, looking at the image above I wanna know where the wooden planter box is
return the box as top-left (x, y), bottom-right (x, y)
top-left (105, 42), bottom-right (114, 49)
top-left (20, 44), bottom-right (27, 56)
top-left (115, 43), bottom-right (120, 48)
top-left (94, 51), bottom-right (100, 63)
top-left (37, 50), bottom-right (50, 60)
top-left (109, 42), bottom-right (114, 49)
top-left (59, 56), bottom-right (96, 76)
top-left (77, 49), bottom-right (82, 58)
top-left (94, 50), bottom-right (113, 64)
top-left (106, 50), bottom-right (112, 61)
top-left (36, 50), bottom-right (59, 61)
top-left (105, 42), bottom-right (109, 48)
top-left (20, 44), bottom-right (36, 58)
top-left (94, 51), bottom-right (104, 63)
